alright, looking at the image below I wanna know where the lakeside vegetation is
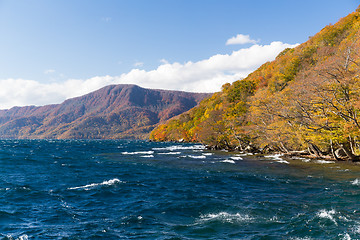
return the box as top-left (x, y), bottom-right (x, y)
top-left (150, 7), bottom-right (360, 162)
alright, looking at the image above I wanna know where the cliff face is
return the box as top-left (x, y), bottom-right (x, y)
top-left (150, 7), bottom-right (360, 160)
top-left (0, 84), bottom-right (210, 139)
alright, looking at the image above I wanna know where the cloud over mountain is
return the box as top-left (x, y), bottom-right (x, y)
top-left (0, 41), bottom-right (297, 110)
top-left (226, 34), bottom-right (259, 45)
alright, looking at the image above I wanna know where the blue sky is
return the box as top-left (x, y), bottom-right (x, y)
top-left (0, 0), bottom-right (358, 109)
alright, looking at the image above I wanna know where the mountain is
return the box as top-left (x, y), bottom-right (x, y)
top-left (150, 6), bottom-right (360, 161)
top-left (0, 84), bottom-right (210, 139)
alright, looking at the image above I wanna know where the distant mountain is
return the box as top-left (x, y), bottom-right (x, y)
top-left (0, 84), bottom-right (210, 139)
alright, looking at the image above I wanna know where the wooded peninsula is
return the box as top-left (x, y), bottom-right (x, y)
top-left (150, 6), bottom-right (360, 162)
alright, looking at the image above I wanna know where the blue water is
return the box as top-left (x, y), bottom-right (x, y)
top-left (0, 140), bottom-right (360, 239)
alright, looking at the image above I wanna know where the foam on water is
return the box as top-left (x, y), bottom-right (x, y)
top-left (140, 155), bottom-right (154, 158)
top-left (202, 153), bottom-right (213, 156)
top-left (276, 159), bottom-right (290, 164)
top-left (68, 178), bottom-right (122, 190)
top-left (265, 154), bottom-right (283, 160)
top-left (317, 209), bottom-right (337, 225)
top-left (152, 145), bottom-right (205, 151)
top-left (187, 155), bottom-right (206, 159)
top-left (158, 152), bottom-right (181, 155)
top-left (354, 224), bottom-right (360, 233)
top-left (351, 179), bottom-right (360, 185)
top-left (341, 233), bottom-right (351, 240)
top-left (6, 234), bottom-right (29, 240)
top-left (221, 159), bottom-right (236, 164)
top-left (199, 212), bottom-right (253, 224)
top-left (122, 151), bottom-right (154, 155)
top-left (315, 160), bottom-right (335, 164)
top-left (230, 156), bottom-right (243, 160)
top-left (264, 154), bottom-right (289, 164)
top-left (292, 157), bottom-right (309, 161)
top-left (18, 235), bottom-right (28, 240)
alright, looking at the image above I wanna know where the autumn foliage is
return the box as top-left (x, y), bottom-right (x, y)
top-left (0, 85), bottom-right (210, 140)
top-left (150, 8), bottom-right (360, 161)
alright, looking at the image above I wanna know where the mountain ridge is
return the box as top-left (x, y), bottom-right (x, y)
top-left (0, 84), bottom-right (210, 139)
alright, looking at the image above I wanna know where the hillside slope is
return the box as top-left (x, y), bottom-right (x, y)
top-left (150, 7), bottom-right (360, 161)
top-left (0, 84), bottom-right (210, 139)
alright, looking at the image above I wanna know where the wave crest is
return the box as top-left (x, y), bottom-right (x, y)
top-left (122, 151), bottom-right (154, 155)
top-left (317, 209), bottom-right (337, 225)
top-left (351, 178), bottom-right (360, 185)
top-left (221, 159), bottom-right (236, 164)
top-left (68, 178), bottom-right (122, 190)
top-left (199, 212), bottom-right (252, 223)
top-left (152, 145), bottom-right (205, 151)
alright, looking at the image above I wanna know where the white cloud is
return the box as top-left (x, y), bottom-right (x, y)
top-left (226, 34), bottom-right (259, 45)
top-left (133, 62), bottom-right (144, 67)
top-left (0, 41), bottom-right (298, 110)
top-left (159, 59), bottom-right (169, 64)
top-left (44, 69), bottom-right (55, 74)
top-left (0, 76), bottom-right (116, 110)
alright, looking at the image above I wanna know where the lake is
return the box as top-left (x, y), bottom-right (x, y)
top-left (0, 140), bottom-right (359, 239)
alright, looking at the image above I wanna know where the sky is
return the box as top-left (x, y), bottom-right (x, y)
top-left (0, 0), bottom-right (358, 109)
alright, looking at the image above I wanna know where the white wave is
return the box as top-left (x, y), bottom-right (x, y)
top-left (153, 145), bottom-right (205, 151)
top-left (276, 159), bottom-right (290, 164)
top-left (199, 212), bottom-right (252, 223)
top-left (68, 178), bottom-right (122, 190)
top-left (188, 155), bottom-right (206, 159)
top-left (12, 235), bottom-right (29, 240)
top-left (221, 159), bottom-right (236, 164)
top-left (236, 153), bottom-right (254, 156)
top-left (122, 151), bottom-right (154, 155)
top-left (230, 156), bottom-right (243, 160)
top-left (317, 209), bottom-right (337, 225)
top-left (202, 153), bottom-right (214, 156)
top-left (315, 160), bottom-right (335, 164)
top-left (292, 156), bottom-right (310, 162)
top-left (141, 155), bottom-right (154, 158)
top-left (340, 233), bottom-right (351, 240)
top-left (351, 179), bottom-right (360, 185)
top-left (158, 152), bottom-right (181, 155)
top-left (265, 154), bottom-right (283, 160)
top-left (354, 224), bottom-right (360, 233)
top-left (264, 154), bottom-right (289, 164)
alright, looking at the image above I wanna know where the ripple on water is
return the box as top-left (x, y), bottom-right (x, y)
top-left (0, 140), bottom-right (360, 239)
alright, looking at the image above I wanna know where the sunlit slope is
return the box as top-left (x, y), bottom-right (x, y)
top-left (0, 84), bottom-right (210, 139)
top-left (150, 7), bottom-right (360, 160)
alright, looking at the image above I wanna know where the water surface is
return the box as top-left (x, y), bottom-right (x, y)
top-left (0, 140), bottom-right (359, 239)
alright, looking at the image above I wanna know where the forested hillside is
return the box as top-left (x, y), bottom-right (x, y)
top-left (0, 84), bottom-right (209, 139)
top-left (150, 7), bottom-right (360, 161)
